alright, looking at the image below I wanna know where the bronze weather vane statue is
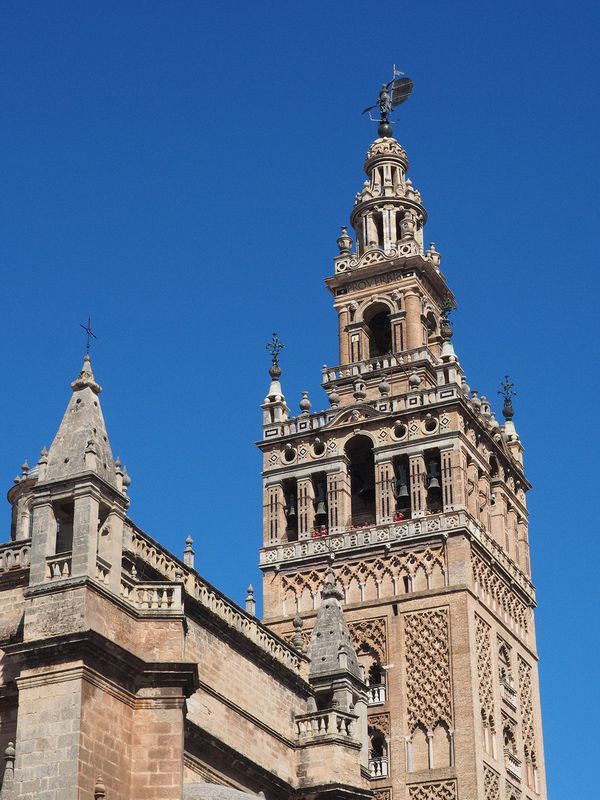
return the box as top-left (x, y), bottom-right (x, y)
top-left (362, 67), bottom-right (413, 137)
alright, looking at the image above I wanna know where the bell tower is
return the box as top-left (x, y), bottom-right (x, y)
top-left (259, 80), bottom-right (547, 800)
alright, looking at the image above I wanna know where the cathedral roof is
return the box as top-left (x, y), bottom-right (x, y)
top-left (44, 355), bottom-right (116, 487)
top-left (308, 570), bottom-right (361, 682)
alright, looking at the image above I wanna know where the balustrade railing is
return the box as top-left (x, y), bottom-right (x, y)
top-left (95, 556), bottom-right (111, 585)
top-left (296, 709), bottom-right (356, 740)
top-left (0, 540), bottom-right (31, 573)
top-left (322, 347), bottom-right (437, 384)
top-left (368, 756), bottom-right (388, 778)
top-left (120, 574), bottom-right (183, 612)
top-left (505, 749), bottom-right (522, 781)
top-left (368, 684), bottom-right (386, 705)
top-left (46, 553), bottom-right (72, 580)
top-left (261, 508), bottom-right (535, 603)
top-left (500, 678), bottom-right (518, 709)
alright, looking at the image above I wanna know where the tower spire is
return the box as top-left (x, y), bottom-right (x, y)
top-left (44, 354), bottom-right (116, 487)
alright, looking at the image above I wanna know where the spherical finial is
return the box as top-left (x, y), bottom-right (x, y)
top-left (299, 391), bottom-right (311, 414)
top-left (408, 370), bottom-right (422, 388)
top-left (378, 374), bottom-right (391, 397)
top-left (378, 119), bottom-right (393, 138)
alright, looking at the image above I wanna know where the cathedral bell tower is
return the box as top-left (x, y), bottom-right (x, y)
top-left (258, 81), bottom-right (546, 800)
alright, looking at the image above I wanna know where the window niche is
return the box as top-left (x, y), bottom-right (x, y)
top-left (364, 303), bottom-right (392, 359)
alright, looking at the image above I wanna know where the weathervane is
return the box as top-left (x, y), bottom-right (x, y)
top-left (498, 375), bottom-right (517, 420)
top-left (79, 317), bottom-right (97, 354)
top-left (266, 332), bottom-right (285, 368)
top-left (362, 66), bottom-right (413, 137)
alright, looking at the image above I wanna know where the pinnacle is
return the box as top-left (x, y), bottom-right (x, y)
top-left (71, 354), bottom-right (102, 395)
top-left (44, 354), bottom-right (116, 487)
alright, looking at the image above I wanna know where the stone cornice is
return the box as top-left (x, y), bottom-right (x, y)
top-left (3, 629), bottom-right (199, 697)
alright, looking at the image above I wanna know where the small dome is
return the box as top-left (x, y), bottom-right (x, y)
top-left (366, 137), bottom-right (407, 162)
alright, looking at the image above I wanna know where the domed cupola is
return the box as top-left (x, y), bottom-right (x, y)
top-left (350, 134), bottom-right (427, 258)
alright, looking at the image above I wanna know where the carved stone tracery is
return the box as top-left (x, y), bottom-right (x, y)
top-left (404, 608), bottom-right (452, 732)
top-left (408, 781), bottom-right (456, 800)
top-left (518, 656), bottom-right (536, 764)
top-left (475, 614), bottom-right (494, 721)
top-left (281, 546), bottom-right (446, 613)
top-left (471, 551), bottom-right (529, 635)
top-left (483, 764), bottom-right (500, 800)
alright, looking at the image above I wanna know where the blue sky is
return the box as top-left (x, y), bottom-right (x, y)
top-left (1, 1), bottom-right (598, 795)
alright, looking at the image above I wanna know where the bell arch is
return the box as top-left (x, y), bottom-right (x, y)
top-left (345, 435), bottom-right (376, 526)
top-left (363, 302), bottom-right (392, 359)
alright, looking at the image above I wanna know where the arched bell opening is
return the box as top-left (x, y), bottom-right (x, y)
top-left (392, 454), bottom-right (411, 519)
top-left (346, 435), bottom-right (376, 526)
top-left (311, 471), bottom-right (329, 535)
top-left (282, 478), bottom-right (298, 542)
top-left (364, 303), bottom-right (392, 359)
top-left (53, 500), bottom-right (74, 554)
top-left (424, 448), bottom-right (443, 515)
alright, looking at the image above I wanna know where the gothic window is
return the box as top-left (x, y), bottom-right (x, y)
top-left (346, 435), bottom-right (376, 526)
top-left (357, 643), bottom-right (386, 705)
top-left (368, 728), bottom-right (389, 778)
top-left (409, 724), bottom-right (428, 772)
top-left (431, 721), bottom-right (452, 768)
top-left (364, 303), bottom-right (392, 358)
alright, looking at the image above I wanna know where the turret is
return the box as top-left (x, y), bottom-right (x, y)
top-left (8, 355), bottom-right (130, 593)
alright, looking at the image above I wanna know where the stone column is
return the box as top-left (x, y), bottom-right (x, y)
top-left (489, 490), bottom-right (507, 548)
top-left (338, 306), bottom-right (350, 365)
top-left (409, 454), bottom-right (426, 517)
top-left (297, 477), bottom-right (315, 539)
top-left (375, 460), bottom-right (394, 524)
top-left (70, 488), bottom-right (100, 580)
top-left (440, 448), bottom-right (454, 511)
top-left (102, 505), bottom-right (126, 594)
top-left (404, 291), bottom-right (423, 350)
top-left (263, 482), bottom-right (286, 545)
top-left (29, 494), bottom-right (56, 585)
top-left (327, 468), bottom-right (350, 533)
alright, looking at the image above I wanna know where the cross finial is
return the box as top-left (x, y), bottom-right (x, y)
top-left (79, 317), bottom-right (97, 354)
top-left (266, 332), bottom-right (285, 367)
top-left (498, 374), bottom-right (517, 420)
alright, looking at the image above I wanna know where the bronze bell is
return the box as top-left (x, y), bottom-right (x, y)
top-left (427, 460), bottom-right (441, 491)
top-left (286, 499), bottom-right (297, 518)
top-left (393, 465), bottom-right (409, 499)
top-left (314, 484), bottom-right (327, 519)
top-left (314, 500), bottom-right (327, 518)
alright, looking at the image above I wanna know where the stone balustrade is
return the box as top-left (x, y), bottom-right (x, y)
top-left (295, 709), bottom-right (357, 740)
top-left (0, 540), bottom-right (31, 573)
top-left (95, 556), bottom-right (111, 585)
top-left (128, 526), bottom-right (304, 674)
top-left (120, 574), bottom-right (183, 612)
top-left (261, 509), bottom-right (535, 603)
top-left (505, 749), bottom-right (522, 781)
top-left (368, 756), bottom-right (388, 778)
top-left (322, 347), bottom-right (437, 384)
top-left (46, 552), bottom-right (72, 580)
top-left (368, 684), bottom-right (386, 706)
top-left (501, 678), bottom-right (518, 710)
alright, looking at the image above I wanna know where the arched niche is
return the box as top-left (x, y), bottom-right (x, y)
top-left (345, 435), bottom-right (376, 526)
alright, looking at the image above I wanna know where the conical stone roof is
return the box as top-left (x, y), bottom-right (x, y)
top-left (308, 570), bottom-right (361, 681)
top-left (44, 355), bottom-right (116, 487)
